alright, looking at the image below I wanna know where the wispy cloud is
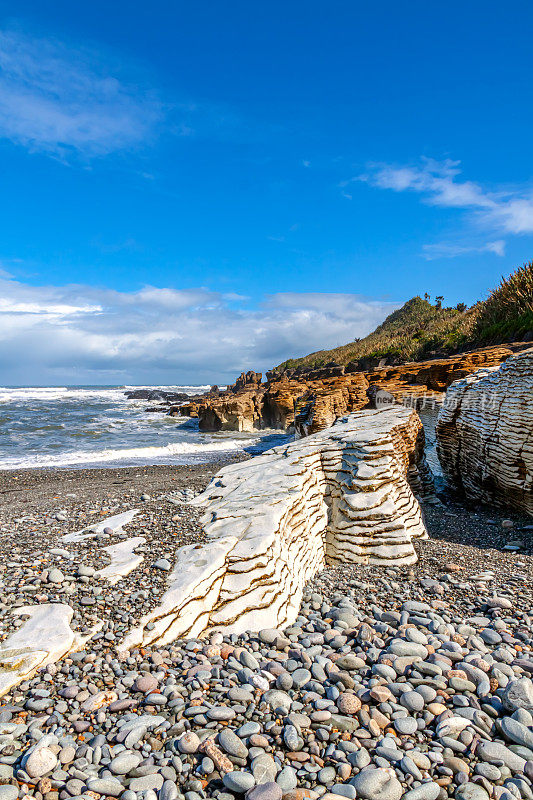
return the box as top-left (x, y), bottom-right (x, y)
top-left (357, 157), bottom-right (533, 239)
top-left (0, 29), bottom-right (162, 158)
top-left (422, 239), bottom-right (506, 260)
top-left (0, 275), bottom-right (399, 383)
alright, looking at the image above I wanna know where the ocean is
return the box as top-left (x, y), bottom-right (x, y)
top-left (0, 385), bottom-right (281, 470)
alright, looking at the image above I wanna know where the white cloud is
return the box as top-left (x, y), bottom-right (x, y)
top-left (358, 158), bottom-right (533, 236)
top-left (422, 239), bottom-right (506, 260)
top-left (0, 29), bottom-right (162, 158)
top-left (0, 275), bottom-right (399, 384)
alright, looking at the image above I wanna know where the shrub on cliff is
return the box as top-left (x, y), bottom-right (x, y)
top-left (273, 261), bottom-right (532, 375)
top-left (275, 296), bottom-right (477, 372)
top-left (474, 260), bottom-right (533, 342)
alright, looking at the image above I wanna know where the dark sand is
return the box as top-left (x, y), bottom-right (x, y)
top-left (0, 458), bottom-right (530, 576)
top-left (0, 458), bottom-right (247, 521)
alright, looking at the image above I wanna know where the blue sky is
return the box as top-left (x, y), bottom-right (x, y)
top-left (0, 1), bottom-right (532, 383)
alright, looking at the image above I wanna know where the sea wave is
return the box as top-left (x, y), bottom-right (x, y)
top-left (0, 438), bottom-right (249, 470)
top-left (0, 385), bottom-right (210, 403)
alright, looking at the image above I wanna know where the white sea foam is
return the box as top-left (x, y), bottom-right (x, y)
top-left (0, 384), bottom-right (254, 471)
top-left (0, 385), bottom-right (210, 403)
top-left (0, 438), bottom-right (250, 470)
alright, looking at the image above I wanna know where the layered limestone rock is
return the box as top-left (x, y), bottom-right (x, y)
top-left (294, 373), bottom-right (370, 436)
top-left (197, 389), bottom-right (265, 432)
top-left (96, 536), bottom-right (146, 584)
top-left (261, 378), bottom-right (310, 429)
top-left (121, 407), bottom-right (429, 648)
top-left (230, 371), bottom-right (262, 392)
top-left (178, 344), bottom-right (524, 436)
top-left (437, 347), bottom-right (533, 514)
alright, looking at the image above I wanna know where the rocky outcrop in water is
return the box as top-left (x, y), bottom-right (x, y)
top-left (437, 346), bottom-right (533, 514)
top-left (125, 389), bottom-right (190, 402)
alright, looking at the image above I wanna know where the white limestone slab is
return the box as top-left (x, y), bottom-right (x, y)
top-left (63, 509), bottom-right (139, 542)
top-left (120, 536), bottom-right (239, 650)
top-left (96, 536), bottom-right (146, 584)
top-left (120, 407), bottom-right (429, 649)
top-left (0, 604), bottom-right (99, 698)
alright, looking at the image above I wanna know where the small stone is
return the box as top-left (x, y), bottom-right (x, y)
top-left (259, 629), bottom-right (283, 645)
top-left (65, 779), bottom-right (84, 796)
top-left (454, 783), bottom-right (490, 800)
top-left (134, 673), bottom-right (159, 693)
top-left (394, 717), bottom-right (418, 735)
top-left (283, 725), bottom-right (300, 751)
top-left (400, 691), bottom-right (425, 712)
top-left (59, 746), bottom-right (75, 764)
top-left (500, 716), bottom-right (533, 750)
top-left (291, 669), bottom-right (311, 688)
top-left (87, 778), bottom-right (125, 797)
top-left (153, 558), bottom-right (171, 571)
top-left (401, 784), bottom-right (441, 800)
top-left (24, 747), bottom-right (58, 778)
top-left (335, 654), bottom-right (365, 671)
top-left (0, 787), bottom-right (19, 800)
top-left (208, 706), bottom-right (236, 721)
top-left (178, 732), bottom-right (201, 754)
top-left (370, 686), bottom-right (392, 703)
top-left (81, 690), bottom-right (117, 712)
top-left (251, 753), bottom-right (277, 784)
top-left (318, 767), bottom-right (337, 784)
top-left (47, 568), bottom-right (64, 584)
top-left (502, 678), bottom-right (533, 712)
top-left (263, 690), bottom-right (292, 712)
top-left (223, 771), bottom-right (256, 793)
top-left (276, 766), bottom-right (297, 791)
top-left (129, 774), bottom-right (164, 792)
top-left (337, 693), bottom-right (361, 714)
top-left (351, 767), bottom-right (403, 800)
top-left (246, 783), bottom-right (282, 800)
top-left (219, 729), bottom-right (249, 759)
top-left (109, 750), bottom-right (142, 775)
top-left (476, 741), bottom-right (526, 772)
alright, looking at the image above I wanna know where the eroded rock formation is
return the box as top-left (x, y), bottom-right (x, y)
top-left (175, 344), bottom-right (526, 436)
top-left (121, 406), bottom-right (429, 648)
top-left (437, 347), bottom-right (533, 514)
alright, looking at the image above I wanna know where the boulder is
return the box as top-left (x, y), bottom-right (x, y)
top-left (436, 347), bottom-right (533, 514)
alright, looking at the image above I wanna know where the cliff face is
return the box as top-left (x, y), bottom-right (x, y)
top-left (436, 347), bottom-right (533, 515)
top-left (175, 344), bottom-right (525, 436)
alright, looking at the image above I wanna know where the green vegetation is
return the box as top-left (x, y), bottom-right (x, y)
top-left (474, 260), bottom-right (533, 343)
top-left (275, 296), bottom-right (476, 372)
top-left (274, 261), bottom-right (533, 374)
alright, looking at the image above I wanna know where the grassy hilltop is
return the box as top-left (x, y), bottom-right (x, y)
top-left (275, 260), bottom-right (533, 373)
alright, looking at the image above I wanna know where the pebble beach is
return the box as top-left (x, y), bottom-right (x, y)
top-left (0, 462), bottom-right (532, 800)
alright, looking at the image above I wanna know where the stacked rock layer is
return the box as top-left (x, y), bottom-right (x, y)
top-left (122, 406), bottom-right (429, 650)
top-left (437, 346), bottom-right (533, 514)
top-left (174, 344), bottom-right (528, 436)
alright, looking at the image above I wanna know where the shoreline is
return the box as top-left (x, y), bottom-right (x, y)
top-left (0, 454), bottom-right (531, 799)
top-left (0, 457), bottom-right (247, 521)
